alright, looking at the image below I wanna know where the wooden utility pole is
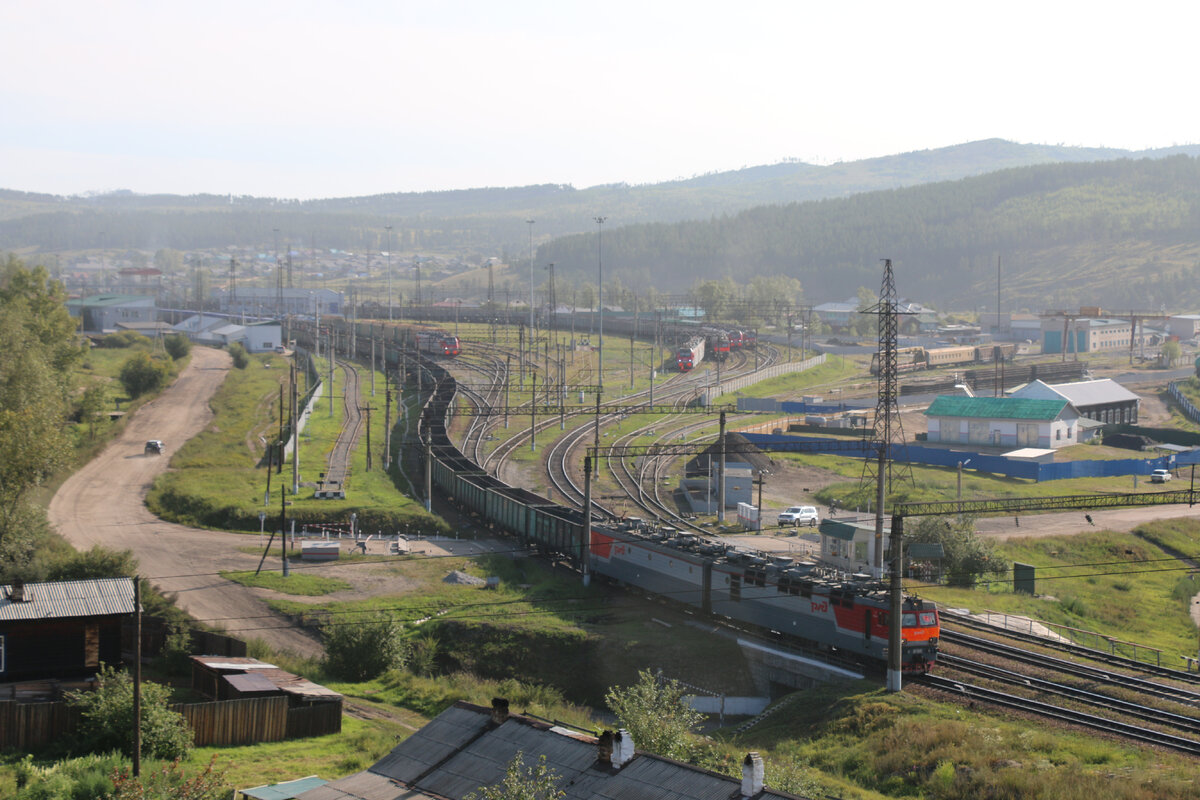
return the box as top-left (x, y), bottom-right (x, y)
top-left (132, 576), bottom-right (142, 777)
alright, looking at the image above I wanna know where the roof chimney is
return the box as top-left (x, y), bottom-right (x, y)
top-left (8, 580), bottom-right (25, 602)
top-left (611, 729), bottom-right (635, 769)
top-left (741, 752), bottom-right (764, 798)
top-left (490, 697), bottom-right (510, 726)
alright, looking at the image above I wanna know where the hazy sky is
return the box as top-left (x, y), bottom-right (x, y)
top-left (3, 1), bottom-right (1197, 199)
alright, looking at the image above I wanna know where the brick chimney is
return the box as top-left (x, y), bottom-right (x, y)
top-left (490, 697), bottom-right (509, 725)
top-left (611, 728), bottom-right (635, 769)
top-left (741, 752), bottom-right (764, 798)
top-left (8, 580), bottom-right (25, 602)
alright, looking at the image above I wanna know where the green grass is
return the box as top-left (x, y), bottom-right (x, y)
top-left (221, 570), bottom-right (352, 595)
top-left (775, 450), bottom-right (1191, 511)
top-left (146, 352), bottom-right (446, 537)
top-left (918, 520), bottom-right (1200, 660)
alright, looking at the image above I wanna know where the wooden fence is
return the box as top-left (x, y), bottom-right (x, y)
top-left (0, 696), bottom-right (341, 750)
top-left (0, 700), bottom-right (81, 750)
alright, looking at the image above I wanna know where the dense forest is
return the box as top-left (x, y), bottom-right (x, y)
top-left (540, 155), bottom-right (1200, 311)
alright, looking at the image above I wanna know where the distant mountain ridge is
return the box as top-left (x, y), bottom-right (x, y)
top-left (3, 139), bottom-right (1198, 237)
top-left (3, 140), bottom-right (1200, 312)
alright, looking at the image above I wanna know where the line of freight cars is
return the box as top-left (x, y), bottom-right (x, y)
top-left (412, 351), bottom-right (940, 673)
top-left (870, 343), bottom-right (1017, 375)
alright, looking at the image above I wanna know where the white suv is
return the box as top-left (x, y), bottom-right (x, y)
top-left (1150, 469), bottom-right (1172, 483)
top-left (777, 505), bottom-right (819, 527)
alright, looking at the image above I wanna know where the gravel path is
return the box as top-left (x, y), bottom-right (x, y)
top-left (48, 347), bottom-right (323, 658)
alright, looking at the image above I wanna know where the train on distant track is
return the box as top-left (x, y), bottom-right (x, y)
top-left (870, 343), bottom-right (1016, 375)
top-left (416, 330), bottom-right (462, 357)
top-left (290, 318), bottom-right (940, 674)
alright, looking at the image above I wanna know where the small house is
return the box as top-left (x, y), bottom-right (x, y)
top-left (0, 578), bottom-right (136, 682)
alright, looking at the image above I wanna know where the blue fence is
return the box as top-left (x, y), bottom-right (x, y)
top-left (740, 433), bottom-right (1200, 482)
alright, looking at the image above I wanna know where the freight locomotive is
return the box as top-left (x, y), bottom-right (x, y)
top-left (290, 318), bottom-right (939, 674)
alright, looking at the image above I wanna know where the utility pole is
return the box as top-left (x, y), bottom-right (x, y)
top-left (132, 576), bottom-right (142, 777)
top-left (718, 411), bottom-right (727, 524)
top-left (291, 363), bottom-right (299, 494)
top-left (361, 405), bottom-right (374, 470)
top-left (384, 380), bottom-right (392, 471)
top-left (582, 455), bottom-right (592, 585)
top-left (504, 355), bottom-right (511, 429)
top-left (530, 368), bottom-right (537, 452)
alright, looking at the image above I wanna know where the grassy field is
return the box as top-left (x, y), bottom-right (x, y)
top-left (221, 570), bottom-right (352, 595)
top-left (919, 518), bottom-right (1200, 660)
top-left (146, 351), bottom-right (446, 536)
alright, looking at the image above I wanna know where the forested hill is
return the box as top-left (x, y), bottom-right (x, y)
top-left (538, 155), bottom-right (1200, 312)
top-left (2, 139), bottom-right (1198, 258)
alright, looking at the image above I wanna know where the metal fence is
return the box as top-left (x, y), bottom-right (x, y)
top-left (700, 354), bottom-right (826, 405)
top-left (740, 433), bottom-right (1200, 482)
top-left (1168, 381), bottom-right (1200, 426)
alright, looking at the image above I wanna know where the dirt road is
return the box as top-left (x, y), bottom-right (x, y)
top-left (48, 347), bottom-right (322, 658)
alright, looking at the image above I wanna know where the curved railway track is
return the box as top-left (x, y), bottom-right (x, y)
top-left (321, 358), bottom-right (363, 493)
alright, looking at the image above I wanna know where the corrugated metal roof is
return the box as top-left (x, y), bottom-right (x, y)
top-left (241, 776), bottom-right (329, 800)
top-left (295, 772), bottom-right (419, 800)
top-left (924, 396), bottom-right (1068, 421)
top-left (0, 578), bottom-right (136, 622)
top-left (192, 657), bottom-right (341, 701)
top-left (225, 673), bottom-right (279, 694)
top-left (1048, 379), bottom-right (1140, 407)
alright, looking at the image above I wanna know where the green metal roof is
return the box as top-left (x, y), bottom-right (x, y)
top-left (818, 518), bottom-right (881, 541)
top-left (924, 395), bottom-right (1068, 421)
top-left (908, 542), bottom-right (945, 559)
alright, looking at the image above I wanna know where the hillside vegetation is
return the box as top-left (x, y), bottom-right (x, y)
top-left (6, 143), bottom-right (1200, 314)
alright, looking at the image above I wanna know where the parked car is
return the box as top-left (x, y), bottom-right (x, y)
top-left (1150, 468), bottom-right (1172, 483)
top-left (144, 440), bottom-right (164, 455)
top-left (777, 505), bottom-right (819, 527)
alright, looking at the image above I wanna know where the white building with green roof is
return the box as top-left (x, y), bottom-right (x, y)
top-left (923, 395), bottom-right (1081, 449)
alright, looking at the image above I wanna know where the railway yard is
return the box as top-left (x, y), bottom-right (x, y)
top-left (50, 310), bottom-right (1200, 765)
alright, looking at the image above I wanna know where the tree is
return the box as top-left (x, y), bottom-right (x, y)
top-left (78, 383), bottom-right (109, 440)
top-left (322, 613), bottom-right (410, 681)
top-left (153, 248), bottom-right (184, 274)
top-left (906, 516), bottom-right (1008, 587)
top-left (1162, 340), bottom-right (1181, 367)
top-left (0, 283), bottom-right (73, 559)
top-left (119, 352), bottom-right (169, 398)
top-left (68, 664), bottom-right (193, 760)
top-left (164, 333), bottom-right (191, 360)
top-left (604, 669), bottom-right (703, 761)
top-left (467, 752), bottom-right (564, 800)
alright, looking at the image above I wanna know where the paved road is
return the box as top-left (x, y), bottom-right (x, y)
top-left (48, 347), bottom-right (322, 658)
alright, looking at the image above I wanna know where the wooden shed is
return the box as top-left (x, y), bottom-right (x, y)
top-left (0, 578), bottom-right (136, 683)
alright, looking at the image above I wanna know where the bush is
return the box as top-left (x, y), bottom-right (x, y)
top-left (98, 331), bottom-right (151, 349)
top-left (164, 334), bottom-right (191, 360)
top-left (323, 613), bottom-right (410, 681)
top-left (227, 343), bottom-right (249, 369)
top-left (13, 752), bottom-right (125, 800)
top-left (67, 665), bottom-right (193, 760)
top-left (118, 352), bottom-right (170, 398)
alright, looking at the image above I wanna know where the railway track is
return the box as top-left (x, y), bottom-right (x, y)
top-left (321, 358), bottom-right (363, 493)
top-left (919, 673), bottom-right (1200, 755)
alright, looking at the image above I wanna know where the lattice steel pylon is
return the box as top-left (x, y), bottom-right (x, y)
top-left (860, 258), bottom-right (914, 574)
